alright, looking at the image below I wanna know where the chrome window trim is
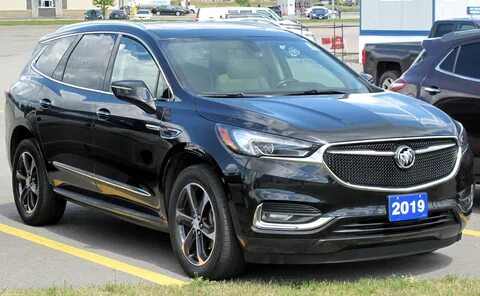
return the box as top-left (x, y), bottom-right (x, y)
top-left (32, 31), bottom-right (175, 100)
top-left (252, 204), bottom-right (333, 232)
top-left (52, 161), bottom-right (152, 197)
top-left (262, 136), bottom-right (462, 193)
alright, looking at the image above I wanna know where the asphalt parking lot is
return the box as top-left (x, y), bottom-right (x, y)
top-left (0, 25), bottom-right (479, 288)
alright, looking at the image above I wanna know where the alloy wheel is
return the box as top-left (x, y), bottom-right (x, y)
top-left (381, 77), bottom-right (394, 89)
top-left (175, 183), bottom-right (216, 266)
top-left (16, 152), bottom-right (39, 214)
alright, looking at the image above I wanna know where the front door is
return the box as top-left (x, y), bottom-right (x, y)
top-left (92, 35), bottom-right (171, 210)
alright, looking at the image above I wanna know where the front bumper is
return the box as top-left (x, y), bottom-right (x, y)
top-left (220, 146), bottom-right (475, 264)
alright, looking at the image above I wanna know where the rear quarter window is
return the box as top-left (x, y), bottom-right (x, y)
top-left (438, 47), bottom-right (458, 72)
top-left (35, 36), bottom-right (75, 77)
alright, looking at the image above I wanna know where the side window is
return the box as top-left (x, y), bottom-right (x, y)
top-left (438, 47), bottom-right (458, 72)
top-left (35, 36), bottom-right (75, 77)
top-left (63, 34), bottom-right (116, 90)
top-left (111, 37), bottom-right (163, 97)
top-left (459, 24), bottom-right (476, 31)
top-left (455, 43), bottom-right (480, 79)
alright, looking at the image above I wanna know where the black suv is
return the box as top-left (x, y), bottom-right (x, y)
top-left (4, 22), bottom-right (475, 279)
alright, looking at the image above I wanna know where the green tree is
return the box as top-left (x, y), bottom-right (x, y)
top-left (235, 0), bottom-right (249, 7)
top-left (93, 0), bottom-right (115, 18)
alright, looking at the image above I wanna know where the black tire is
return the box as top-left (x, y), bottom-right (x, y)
top-left (12, 139), bottom-right (66, 226)
top-left (379, 70), bottom-right (401, 90)
top-left (168, 164), bottom-right (245, 279)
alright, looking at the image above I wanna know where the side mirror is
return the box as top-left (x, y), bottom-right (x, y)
top-left (111, 80), bottom-right (156, 114)
top-left (360, 72), bottom-right (374, 84)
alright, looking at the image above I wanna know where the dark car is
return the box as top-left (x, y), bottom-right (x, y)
top-left (109, 9), bottom-right (128, 20)
top-left (268, 5), bottom-right (282, 17)
top-left (84, 9), bottom-right (103, 20)
top-left (363, 18), bottom-right (480, 89)
top-left (310, 8), bottom-right (329, 19)
top-left (5, 22), bottom-right (474, 279)
top-left (390, 29), bottom-right (480, 183)
top-left (152, 5), bottom-right (185, 16)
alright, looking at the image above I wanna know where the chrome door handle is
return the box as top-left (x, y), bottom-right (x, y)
top-left (424, 86), bottom-right (441, 94)
top-left (39, 98), bottom-right (52, 109)
top-left (96, 108), bottom-right (111, 120)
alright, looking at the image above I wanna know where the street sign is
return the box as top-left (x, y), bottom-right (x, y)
top-left (467, 6), bottom-right (480, 15)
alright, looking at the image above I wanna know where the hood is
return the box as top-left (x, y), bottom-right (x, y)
top-left (195, 92), bottom-right (457, 144)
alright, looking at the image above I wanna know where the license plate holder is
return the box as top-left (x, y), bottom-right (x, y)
top-left (388, 193), bottom-right (428, 222)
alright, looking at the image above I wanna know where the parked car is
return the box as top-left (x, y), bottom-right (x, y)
top-left (309, 7), bottom-right (329, 19)
top-left (216, 16), bottom-right (316, 42)
top-left (84, 9), bottom-right (103, 21)
top-left (196, 7), bottom-right (288, 23)
top-left (268, 5), bottom-right (282, 17)
top-left (363, 18), bottom-right (480, 89)
top-left (305, 6), bottom-right (338, 18)
top-left (152, 5), bottom-right (185, 16)
top-left (188, 5), bottom-right (198, 14)
top-left (389, 29), bottom-right (480, 182)
top-left (5, 21), bottom-right (474, 280)
top-left (134, 9), bottom-right (152, 20)
top-left (109, 9), bottom-right (128, 20)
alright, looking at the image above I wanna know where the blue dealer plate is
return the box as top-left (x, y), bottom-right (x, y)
top-left (388, 193), bottom-right (428, 222)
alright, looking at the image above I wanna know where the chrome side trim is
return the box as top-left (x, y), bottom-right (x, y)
top-left (52, 161), bottom-right (152, 197)
top-left (252, 204), bottom-right (333, 231)
top-left (262, 136), bottom-right (462, 193)
top-left (145, 123), bottom-right (161, 131)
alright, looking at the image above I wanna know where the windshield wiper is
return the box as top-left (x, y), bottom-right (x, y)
top-left (283, 90), bottom-right (347, 96)
top-left (200, 93), bottom-right (266, 98)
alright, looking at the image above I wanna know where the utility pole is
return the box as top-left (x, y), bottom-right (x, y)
top-left (332, 0), bottom-right (335, 13)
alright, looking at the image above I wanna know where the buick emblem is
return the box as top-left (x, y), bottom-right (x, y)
top-left (394, 145), bottom-right (415, 169)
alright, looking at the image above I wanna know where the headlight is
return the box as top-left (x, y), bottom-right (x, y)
top-left (216, 124), bottom-right (319, 157)
top-left (455, 121), bottom-right (468, 152)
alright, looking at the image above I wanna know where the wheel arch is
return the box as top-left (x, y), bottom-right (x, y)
top-left (160, 143), bottom-right (230, 212)
top-left (9, 125), bottom-right (36, 167)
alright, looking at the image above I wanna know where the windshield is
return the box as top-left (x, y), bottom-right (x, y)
top-left (161, 37), bottom-right (369, 96)
top-left (138, 10), bottom-right (149, 14)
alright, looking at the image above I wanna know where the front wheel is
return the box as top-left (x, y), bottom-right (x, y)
top-left (12, 139), bottom-right (66, 226)
top-left (168, 164), bottom-right (245, 279)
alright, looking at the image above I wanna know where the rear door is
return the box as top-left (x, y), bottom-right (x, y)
top-left (35, 33), bottom-right (117, 194)
top-left (420, 41), bottom-right (480, 177)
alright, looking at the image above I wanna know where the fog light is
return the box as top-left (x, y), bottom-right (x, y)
top-left (252, 203), bottom-right (333, 231)
top-left (457, 185), bottom-right (474, 213)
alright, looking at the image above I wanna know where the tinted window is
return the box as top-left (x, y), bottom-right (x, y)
top-left (36, 36), bottom-right (75, 77)
top-left (439, 47), bottom-right (458, 72)
top-left (455, 43), bottom-right (480, 79)
top-left (63, 34), bottom-right (116, 90)
top-left (459, 24), bottom-right (476, 31)
top-left (111, 37), bottom-right (160, 95)
top-left (433, 23), bottom-right (456, 38)
top-left (162, 37), bottom-right (369, 95)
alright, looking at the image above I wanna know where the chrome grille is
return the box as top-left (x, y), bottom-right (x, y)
top-left (322, 138), bottom-right (459, 189)
top-left (329, 210), bottom-right (457, 238)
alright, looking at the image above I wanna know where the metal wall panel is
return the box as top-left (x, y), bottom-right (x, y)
top-left (361, 0), bottom-right (433, 31)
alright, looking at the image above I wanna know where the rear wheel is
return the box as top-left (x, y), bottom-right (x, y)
top-left (12, 139), bottom-right (66, 226)
top-left (379, 70), bottom-right (401, 90)
top-left (176, 11), bottom-right (181, 16)
top-left (168, 164), bottom-right (245, 279)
